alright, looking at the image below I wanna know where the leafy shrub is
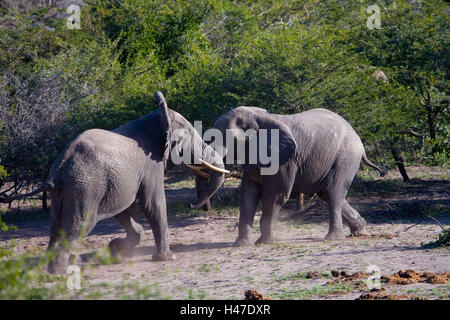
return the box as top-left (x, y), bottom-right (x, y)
top-left (424, 228), bottom-right (450, 248)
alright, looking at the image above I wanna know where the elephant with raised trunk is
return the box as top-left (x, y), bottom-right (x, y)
top-left (3, 92), bottom-right (228, 274)
top-left (194, 107), bottom-right (386, 246)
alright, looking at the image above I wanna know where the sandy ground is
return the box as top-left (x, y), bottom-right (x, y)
top-left (0, 166), bottom-right (449, 299)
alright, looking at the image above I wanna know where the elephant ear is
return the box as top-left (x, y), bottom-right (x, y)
top-left (216, 107), bottom-right (297, 173)
top-left (154, 91), bottom-right (171, 164)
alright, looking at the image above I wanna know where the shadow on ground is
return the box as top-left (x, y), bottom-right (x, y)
top-left (285, 178), bottom-right (449, 226)
top-left (78, 241), bottom-right (233, 266)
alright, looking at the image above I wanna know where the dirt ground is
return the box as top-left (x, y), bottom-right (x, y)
top-left (1, 165), bottom-right (449, 299)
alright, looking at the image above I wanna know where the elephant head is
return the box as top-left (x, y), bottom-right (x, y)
top-left (155, 92), bottom-right (229, 209)
top-left (194, 106), bottom-right (297, 210)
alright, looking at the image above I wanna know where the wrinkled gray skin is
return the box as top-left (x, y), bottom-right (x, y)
top-left (46, 92), bottom-right (225, 274)
top-left (196, 107), bottom-right (385, 246)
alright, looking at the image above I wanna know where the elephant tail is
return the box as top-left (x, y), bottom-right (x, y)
top-left (362, 152), bottom-right (387, 177)
top-left (0, 181), bottom-right (53, 203)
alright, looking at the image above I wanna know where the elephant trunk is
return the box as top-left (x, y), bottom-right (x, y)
top-left (188, 143), bottom-right (227, 209)
top-left (190, 171), bottom-right (224, 209)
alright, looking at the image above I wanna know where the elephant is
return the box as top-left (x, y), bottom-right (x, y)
top-left (192, 107), bottom-right (386, 246)
top-left (4, 92), bottom-right (228, 274)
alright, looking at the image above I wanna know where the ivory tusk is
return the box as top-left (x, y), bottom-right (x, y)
top-left (200, 159), bottom-right (230, 174)
top-left (185, 164), bottom-right (211, 180)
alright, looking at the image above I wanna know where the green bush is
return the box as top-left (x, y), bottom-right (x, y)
top-left (424, 228), bottom-right (450, 248)
top-left (0, 217), bottom-right (63, 299)
top-left (0, 0), bottom-right (448, 192)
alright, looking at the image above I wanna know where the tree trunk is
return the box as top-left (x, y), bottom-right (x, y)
top-left (391, 138), bottom-right (410, 182)
top-left (42, 190), bottom-right (48, 210)
top-left (420, 86), bottom-right (437, 142)
top-left (426, 106), bottom-right (436, 141)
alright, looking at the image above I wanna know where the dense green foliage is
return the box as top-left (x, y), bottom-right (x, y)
top-left (0, 0), bottom-right (448, 193)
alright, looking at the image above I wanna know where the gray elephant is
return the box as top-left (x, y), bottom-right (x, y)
top-left (4, 92), bottom-right (228, 274)
top-left (193, 107), bottom-right (386, 246)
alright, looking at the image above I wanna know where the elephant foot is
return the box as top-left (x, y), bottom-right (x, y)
top-left (324, 230), bottom-right (346, 241)
top-left (108, 238), bottom-right (134, 259)
top-left (48, 253), bottom-right (70, 275)
top-left (348, 218), bottom-right (366, 235)
top-left (255, 236), bottom-right (276, 245)
top-left (152, 250), bottom-right (176, 261)
top-left (233, 237), bottom-right (253, 247)
top-left (201, 202), bottom-right (211, 211)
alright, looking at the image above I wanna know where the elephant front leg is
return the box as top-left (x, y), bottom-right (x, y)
top-left (234, 177), bottom-right (262, 247)
top-left (139, 186), bottom-right (175, 261)
top-left (256, 168), bottom-right (295, 245)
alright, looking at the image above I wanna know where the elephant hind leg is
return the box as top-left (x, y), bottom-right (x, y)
top-left (323, 198), bottom-right (366, 238)
top-left (321, 155), bottom-right (362, 241)
top-left (319, 182), bottom-right (348, 240)
top-left (48, 193), bottom-right (99, 274)
top-left (48, 188), bottom-right (63, 251)
top-left (109, 202), bottom-right (144, 257)
top-left (342, 200), bottom-right (366, 234)
top-left (323, 196), bottom-right (346, 241)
